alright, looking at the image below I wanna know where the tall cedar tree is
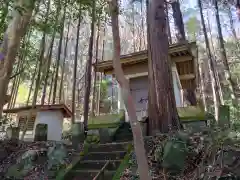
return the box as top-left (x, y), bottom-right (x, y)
top-left (83, 0), bottom-right (96, 130)
top-left (147, 0), bottom-right (181, 133)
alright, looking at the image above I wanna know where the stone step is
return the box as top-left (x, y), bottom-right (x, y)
top-left (82, 151), bottom-right (126, 161)
top-left (75, 160), bottom-right (121, 171)
top-left (115, 133), bottom-right (133, 138)
top-left (115, 138), bottom-right (133, 143)
top-left (114, 134), bottom-right (133, 142)
top-left (115, 128), bottom-right (132, 134)
top-left (115, 131), bottom-right (132, 136)
top-left (68, 169), bottom-right (115, 180)
top-left (88, 142), bottom-right (131, 152)
top-left (93, 170), bottom-right (116, 180)
top-left (67, 170), bottom-right (98, 180)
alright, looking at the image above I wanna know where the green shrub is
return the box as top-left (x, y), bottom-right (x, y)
top-left (85, 135), bottom-right (100, 144)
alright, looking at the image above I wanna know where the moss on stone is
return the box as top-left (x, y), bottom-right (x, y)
top-left (177, 106), bottom-right (206, 121)
top-left (88, 112), bottom-right (124, 129)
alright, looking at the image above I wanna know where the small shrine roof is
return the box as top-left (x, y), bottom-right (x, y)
top-left (3, 104), bottom-right (72, 118)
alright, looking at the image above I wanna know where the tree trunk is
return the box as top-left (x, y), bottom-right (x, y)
top-left (140, 0), bottom-right (145, 50)
top-left (11, 71), bottom-right (21, 108)
top-left (165, 1), bottom-right (172, 44)
top-left (41, 31), bottom-right (56, 105)
top-left (198, 59), bottom-right (207, 111)
top-left (148, 0), bottom-right (180, 134)
top-left (32, 0), bottom-right (55, 106)
top-left (26, 63), bottom-right (38, 105)
top-left (227, 4), bottom-right (238, 40)
top-left (59, 20), bottom-right (71, 102)
top-left (214, 0), bottom-right (238, 106)
top-left (198, 0), bottom-right (221, 121)
top-left (83, 0), bottom-right (96, 130)
top-left (71, 6), bottom-right (82, 124)
top-left (132, 3), bottom-right (136, 52)
top-left (171, 0), bottom-right (186, 42)
top-left (48, 64), bottom-right (56, 104)
top-left (96, 16), bottom-right (107, 115)
top-left (109, 1), bottom-right (151, 180)
top-left (0, 0), bottom-right (36, 117)
top-left (52, 1), bottom-right (67, 104)
top-left (206, 10), bottom-right (224, 104)
top-left (9, 46), bottom-right (27, 109)
top-left (91, 19), bottom-right (100, 116)
top-left (10, 29), bottom-right (32, 108)
top-left (8, 57), bottom-right (22, 109)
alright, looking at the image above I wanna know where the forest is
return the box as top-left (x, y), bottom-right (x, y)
top-left (0, 0), bottom-right (240, 179)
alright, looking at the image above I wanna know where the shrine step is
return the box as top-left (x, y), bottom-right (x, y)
top-left (75, 160), bottom-right (121, 170)
top-left (67, 169), bottom-right (115, 180)
top-left (82, 151), bottom-right (126, 161)
top-left (64, 141), bottom-right (131, 180)
top-left (88, 142), bottom-right (130, 152)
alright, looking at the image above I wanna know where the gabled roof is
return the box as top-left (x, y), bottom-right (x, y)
top-left (93, 41), bottom-right (197, 73)
top-left (3, 104), bottom-right (72, 118)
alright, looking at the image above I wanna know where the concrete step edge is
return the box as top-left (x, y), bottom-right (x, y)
top-left (71, 169), bottom-right (116, 173)
top-left (79, 159), bottom-right (122, 163)
top-left (87, 150), bottom-right (126, 154)
top-left (91, 141), bottom-right (132, 147)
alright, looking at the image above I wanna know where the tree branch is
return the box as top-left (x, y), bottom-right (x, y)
top-left (10, 67), bottom-right (25, 79)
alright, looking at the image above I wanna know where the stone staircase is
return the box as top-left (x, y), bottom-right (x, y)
top-left (60, 122), bottom-right (133, 180)
top-left (64, 142), bottom-right (131, 180)
top-left (61, 122), bottom-right (133, 180)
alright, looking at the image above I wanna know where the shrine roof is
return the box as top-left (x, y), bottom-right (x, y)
top-left (93, 41), bottom-right (197, 73)
top-left (3, 104), bottom-right (72, 118)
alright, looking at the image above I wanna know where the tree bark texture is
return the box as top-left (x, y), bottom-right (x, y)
top-left (147, 0), bottom-right (180, 134)
top-left (206, 10), bottom-right (224, 104)
top-left (214, 0), bottom-right (238, 106)
top-left (198, 59), bottom-right (207, 111)
top-left (72, 6), bottom-right (82, 124)
top-left (171, 0), bottom-right (186, 42)
top-left (52, 1), bottom-right (67, 104)
top-left (198, 0), bottom-right (221, 121)
top-left (165, 1), bottom-right (172, 44)
top-left (59, 20), bottom-right (71, 102)
top-left (91, 19), bottom-right (100, 116)
top-left (83, 0), bottom-right (96, 130)
top-left (109, 1), bottom-right (151, 180)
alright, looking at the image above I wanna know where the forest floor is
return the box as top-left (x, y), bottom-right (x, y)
top-left (120, 129), bottom-right (240, 180)
top-left (1, 128), bottom-right (240, 180)
top-left (0, 140), bottom-right (81, 180)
